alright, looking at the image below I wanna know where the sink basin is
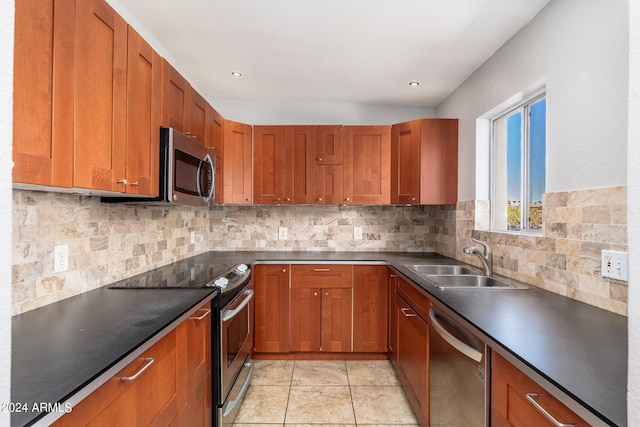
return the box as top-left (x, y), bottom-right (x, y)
top-left (405, 264), bottom-right (478, 276)
top-left (427, 274), bottom-right (528, 290)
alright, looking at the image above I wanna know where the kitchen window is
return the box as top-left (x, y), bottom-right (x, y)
top-left (491, 93), bottom-right (546, 232)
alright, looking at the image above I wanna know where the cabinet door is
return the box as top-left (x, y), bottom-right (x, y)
top-left (344, 126), bottom-right (391, 204)
top-left (290, 287), bottom-right (322, 352)
top-left (176, 303), bottom-right (212, 426)
top-left (126, 26), bottom-right (161, 196)
top-left (161, 59), bottom-right (188, 133)
top-left (353, 265), bottom-right (388, 352)
top-left (285, 126), bottom-right (316, 204)
top-left (396, 293), bottom-right (429, 427)
top-left (316, 125), bottom-right (343, 165)
top-left (13, 0), bottom-right (74, 187)
top-left (254, 265), bottom-right (290, 353)
top-left (316, 165), bottom-right (343, 204)
top-left (420, 119), bottom-right (458, 205)
top-left (491, 352), bottom-right (589, 427)
top-left (253, 126), bottom-right (286, 204)
top-left (58, 329), bottom-right (179, 426)
top-left (186, 88), bottom-right (208, 145)
top-left (207, 104), bottom-right (224, 158)
top-left (388, 272), bottom-right (399, 364)
top-left (321, 288), bottom-right (353, 352)
top-left (73, 0), bottom-right (127, 192)
top-left (223, 120), bottom-right (253, 204)
top-left (391, 120), bottom-right (421, 204)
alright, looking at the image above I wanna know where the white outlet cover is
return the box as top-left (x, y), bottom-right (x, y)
top-left (54, 244), bottom-right (69, 273)
top-left (278, 227), bottom-right (288, 240)
top-left (191, 231), bottom-right (196, 244)
top-left (354, 226), bottom-right (363, 240)
top-left (602, 250), bottom-right (629, 282)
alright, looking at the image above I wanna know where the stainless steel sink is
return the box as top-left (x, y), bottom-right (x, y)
top-left (405, 264), bottom-right (478, 276)
top-left (426, 274), bottom-right (528, 290)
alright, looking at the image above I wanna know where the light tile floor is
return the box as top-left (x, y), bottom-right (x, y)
top-left (234, 360), bottom-right (419, 427)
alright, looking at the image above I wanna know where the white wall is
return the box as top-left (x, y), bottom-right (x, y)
top-left (436, 0), bottom-right (629, 201)
top-left (627, 0), bottom-right (639, 423)
top-left (0, 0), bottom-right (12, 424)
top-left (210, 97), bottom-right (434, 125)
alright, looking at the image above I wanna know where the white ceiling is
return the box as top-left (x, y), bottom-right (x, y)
top-left (117, 0), bottom-right (551, 108)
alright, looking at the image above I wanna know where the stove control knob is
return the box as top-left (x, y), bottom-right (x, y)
top-left (235, 264), bottom-right (249, 275)
top-left (214, 277), bottom-right (229, 288)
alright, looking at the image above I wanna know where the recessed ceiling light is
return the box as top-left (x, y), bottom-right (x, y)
top-left (231, 71), bottom-right (242, 77)
top-left (409, 81), bottom-right (420, 87)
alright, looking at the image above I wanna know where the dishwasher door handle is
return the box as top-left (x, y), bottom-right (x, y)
top-left (429, 308), bottom-right (483, 363)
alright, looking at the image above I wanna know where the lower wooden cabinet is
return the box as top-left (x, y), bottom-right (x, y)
top-left (491, 351), bottom-right (589, 427)
top-left (353, 265), bottom-right (388, 352)
top-left (254, 264), bottom-right (290, 353)
top-left (55, 301), bottom-right (212, 427)
top-left (395, 291), bottom-right (429, 427)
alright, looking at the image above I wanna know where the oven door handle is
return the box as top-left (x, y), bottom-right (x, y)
top-left (223, 361), bottom-right (254, 417)
top-left (222, 289), bottom-right (254, 322)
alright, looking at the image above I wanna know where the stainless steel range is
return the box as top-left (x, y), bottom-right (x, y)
top-left (108, 254), bottom-right (253, 427)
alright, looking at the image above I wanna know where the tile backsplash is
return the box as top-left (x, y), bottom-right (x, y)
top-left (12, 186), bottom-right (628, 315)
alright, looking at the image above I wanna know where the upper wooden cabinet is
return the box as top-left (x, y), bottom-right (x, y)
top-left (161, 60), bottom-right (188, 133)
top-left (223, 120), bottom-right (253, 204)
top-left (391, 119), bottom-right (458, 205)
top-left (343, 126), bottom-right (391, 204)
top-left (125, 26), bottom-right (161, 196)
top-left (207, 104), bottom-right (225, 158)
top-left (316, 125), bottom-right (343, 165)
top-left (186, 89), bottom-right (208, 145)
top-left (253, 126), bottom-right (316, 204)
top-left (13, 0), bottom-right (75, 188)
top-left (73, 0), bottom-right (128, 192)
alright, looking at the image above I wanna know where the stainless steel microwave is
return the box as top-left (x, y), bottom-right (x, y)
top-left (102, 127), bottom-right (216, 206)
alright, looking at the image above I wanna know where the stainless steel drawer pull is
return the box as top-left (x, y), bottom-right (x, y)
top-left (313, 268), bottom-right (331, 272)
top-left (121, 358), bottom-right (155, 382)
top-left (400, 307), bottom-right (417, 317)
top-left (525, 393), bottom-right (575, 427)
top-left (190, 308), bottom-right (211, 321)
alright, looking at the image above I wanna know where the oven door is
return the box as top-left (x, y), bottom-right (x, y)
top-left (220, 283), bottom-right (254, 401)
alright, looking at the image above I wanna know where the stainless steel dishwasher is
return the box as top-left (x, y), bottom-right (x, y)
top-left (429, 303), bottom-right (488, 427)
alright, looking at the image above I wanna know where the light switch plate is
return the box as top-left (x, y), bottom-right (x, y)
top-left (54, 244), bottom-right (69, 273)
top-left (354, 226), bottom-right (363, 240)
top-left (278, 227), bottom-right (288, 240)
top-left (602, 250), bottom-right (628, 281)
top-left (190, 231), bottom-right (196, 244)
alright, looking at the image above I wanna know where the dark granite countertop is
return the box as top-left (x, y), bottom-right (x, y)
top-left (11, 250), bottom-right (627, 426)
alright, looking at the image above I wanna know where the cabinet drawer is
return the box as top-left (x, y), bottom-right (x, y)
top-left (396, 278), bottom-right (430, 320)
top-left (491, 351), bottom-right (589, 427)
top-left (291, 265), bottom-right (353, 288)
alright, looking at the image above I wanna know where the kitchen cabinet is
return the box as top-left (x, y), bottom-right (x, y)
top-left (223, 120), bottom-right (253, 204)
top-left (343, 126), bottom-right (391, 204)
top-left (491, 351), bottom-right (589, 427)
top-left (254, 264), bottom-right (290, 353)
top-left (394, 277), bottom-right (431, 427)
top-left (253, 126), bottom-right (316, 204)
top-left (176, 302), bottom-right (212, 427)
top-left (56, 329), bottom-right (180, 426)
top-left (391, 118), bottom-right (458, 204)
top-left (13, 0), bottom-right (74, 188)
top-left (388, 271), bottom-right (399, 365)
top-left (73, 0), bottom-right (128, 192)
top-left (124, 26), bottom-right (161, 196)
top-left (353, 265), bottom-right (388, 352)
top-left (160, 60), bottom-right (209, 145)
top-left (207, 104), bottom-right (225, 158)
top-left (290, 265), bottom-right (353, 352)
top-left (315, 126), bottom-right (344, 204)
top-left (316, 125), bottom-right (343, 165)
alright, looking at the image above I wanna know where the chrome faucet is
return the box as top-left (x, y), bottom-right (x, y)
top-left (463, 238), bottom-right (493, 276)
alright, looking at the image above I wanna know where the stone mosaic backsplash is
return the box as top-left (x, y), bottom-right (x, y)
top-left (12, 186), bottom-right (627, 315)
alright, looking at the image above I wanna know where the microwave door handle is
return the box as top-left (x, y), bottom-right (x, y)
top-left (197, 153), bottom-right (215, 203)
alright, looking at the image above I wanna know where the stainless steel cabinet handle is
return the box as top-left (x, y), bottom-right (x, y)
top-left (117, 179), bottom-right (127, 185)
top-left (190, 308), bottom-right (211, 321)
top-left (429, 309), bottom-right (483, 363)
top-left (317, 157), bottom-right (323, 162)
top-left (120, 357), bottom-right (154, 382)
top-left (313, 268), bottom-right (331, 272)
top-left (526, 393), bottom-right (575, 427)
top-left (400, 307), bottom-right (416, 317)
top-left (313, 292), bottom-right (318, 296)
top-left (129, 182), bottom-right (139, 187)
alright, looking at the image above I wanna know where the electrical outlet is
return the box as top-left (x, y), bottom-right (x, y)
top-left (278, 227), bottom-right (288, 240)
top-left (354, 226), bottom-right (363, 240)
top-left (190, 231), bottom-right (196, 244)
top-left (191, 267), bottom-right (196, 281)
top-left (602, 250), bottom-right (628, 281)
top-left (54, 245), bottom-right (69, 273)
